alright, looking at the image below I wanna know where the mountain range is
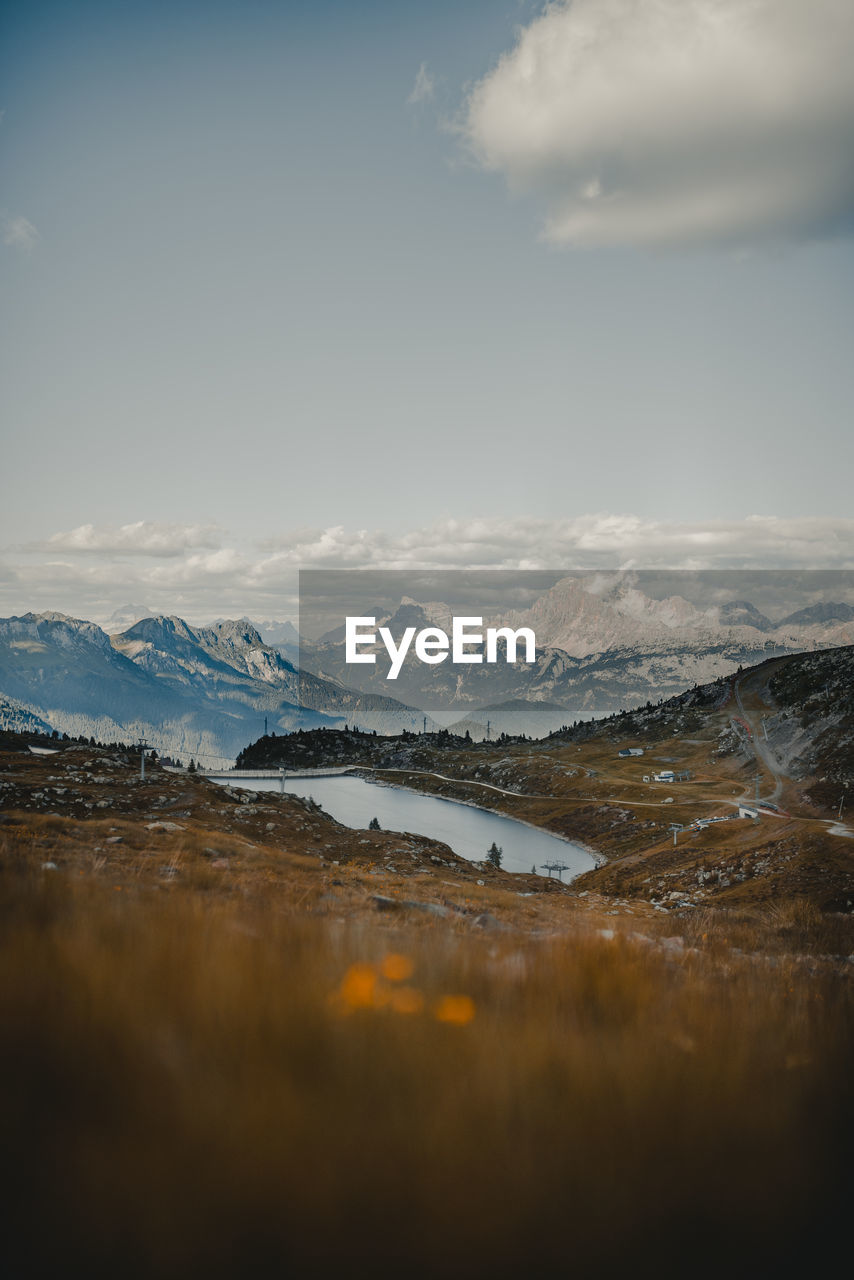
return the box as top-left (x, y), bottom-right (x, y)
top-left (2, 576), bottom-right (853, 760)
top-left (500, 577), bottom-right (854, 655)
top-left (0, 613), bottom-right (434, 765)
top-left (299, 576), bottom-right (854, 729)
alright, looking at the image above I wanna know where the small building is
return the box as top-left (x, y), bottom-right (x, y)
top-left (618, 748), bottom-right (644, 757)
top-left (654, 770), bottom-right (676, 782)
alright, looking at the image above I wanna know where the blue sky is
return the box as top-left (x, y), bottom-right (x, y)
top-left (2, 0), bottom-right (854, 620)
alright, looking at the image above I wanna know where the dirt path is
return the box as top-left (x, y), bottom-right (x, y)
top-left (370, 766), bottom-right (545, 798)
top-left (733, 668), bottom-right (786, 804)
top-left (732, 665), bottom-right (853, 836)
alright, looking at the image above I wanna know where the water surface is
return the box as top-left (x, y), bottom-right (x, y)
top-left (221, 772), bottom-right (594, 879)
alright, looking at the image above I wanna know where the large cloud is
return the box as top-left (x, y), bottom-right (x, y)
top-left (463, 0), bottom-right (854, 247)
top-left (5, 515), bottom-right (854, 623)
top-left (255, 515), bottom-right (854, 575)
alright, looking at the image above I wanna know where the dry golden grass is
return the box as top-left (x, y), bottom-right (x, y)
top-left (2, 743), bottom-right (852, 1273)
top-left (1, 851), bottom-right (851, 1278)
top-left (679, 897), bottom-right (854, 957)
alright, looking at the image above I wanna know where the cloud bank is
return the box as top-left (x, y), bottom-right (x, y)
top-left (40, 522), bottom-right (223, 557)
top-left (6, 515), bottom-right (854, 623)
top-left (255, 516), bottom-right (854, 574)
top-left (464, 0), bottom-right (854, 248)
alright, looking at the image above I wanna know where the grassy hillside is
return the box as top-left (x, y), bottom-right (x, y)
top-left (236, 648), bottom-right (854, 913)
top-left (2, 736), bottom-right (852, 1276)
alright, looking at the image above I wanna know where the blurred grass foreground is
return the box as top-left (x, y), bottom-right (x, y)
top-left (1, 863), bottom-right (851, 1278)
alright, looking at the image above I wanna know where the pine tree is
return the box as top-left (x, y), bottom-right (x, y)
top-left (486, 842), bottom-right (503, 870)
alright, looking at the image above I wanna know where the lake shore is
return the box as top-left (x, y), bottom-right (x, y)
top-left (345, 766), bottom-right (607, 870)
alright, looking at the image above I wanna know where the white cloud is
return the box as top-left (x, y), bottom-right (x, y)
top-left (4, 515), bottom-right (854, 623)
top-left (144, 549), bottom-right (249, 583)
top-left (0, 551), bottom-right (255, 626)
top-left (256, 515), bottom-right (854, 573)
top-left (40, 522), bottom-right (223, 557)
top-left (463, 0), bottom-right (854, 248)
top-left (408, 62), bottom-right (435, 106)
top-left (2, 213), bottom-right (39, 252)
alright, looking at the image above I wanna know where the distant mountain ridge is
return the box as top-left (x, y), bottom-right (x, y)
top-left (498, 576), bottom-right (854, 658)
top-left (299, 576), bottom-right (854, 725)
top-left (0, 612), bottom-right (434, 763)
top-left (777, 602), bottom-right (854, 628)
top-left (3, 577), bottom-right (853, 758)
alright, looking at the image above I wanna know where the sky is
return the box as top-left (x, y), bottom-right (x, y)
top-left (2, 0), bottom-right (854, 623)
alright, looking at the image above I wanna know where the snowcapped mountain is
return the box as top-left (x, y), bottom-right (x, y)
top-left (113, 616), bottom-right (290, 686)
top-left (299, 574), bottom-right (854, 726)
top-left (0, 611), bottom-right (216, 759)
top-left (206, 616), bottom-right (301, 664)
top-left (111, 615), bottom-right (431, 735)
top-left (0, 612), bottom-right (434, 763)
top-left (499, 576), bottom-right (698, 657)
top-left (4, 575), bottom-right (853, 755)
top-left (498, 575), bottom-right (854, 658)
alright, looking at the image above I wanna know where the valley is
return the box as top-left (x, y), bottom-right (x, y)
top-left (2, 634), bottom-right (852, 1276)
top-left (4, 575), bottom-right (854, 762)
top-left (238, 646), bottom-right (854, 913)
